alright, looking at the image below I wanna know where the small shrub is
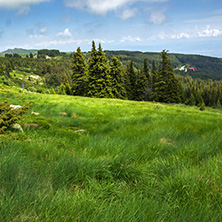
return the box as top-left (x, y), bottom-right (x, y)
top-left (0, 101), bottom-right (31, 134)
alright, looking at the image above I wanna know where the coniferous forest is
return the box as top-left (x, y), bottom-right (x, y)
top-left (0, 41), bottom-right (222, 108)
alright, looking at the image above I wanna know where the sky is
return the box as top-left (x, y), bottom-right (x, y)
top-left (0, 0), bottom-right (222, 57)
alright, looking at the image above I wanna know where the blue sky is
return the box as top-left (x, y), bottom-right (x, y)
top-left (0, 0), bottom-right (222, 57)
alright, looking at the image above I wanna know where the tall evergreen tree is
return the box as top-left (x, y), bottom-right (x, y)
top-left (143, 58), bottom-right (149, 80)
top-left (88, 42), bottom-right (113, 98)
top-left (72, 47), bottom-right (88, 96)
top-left (145, 60), bottom-right (156, 100)
top-left (125, 61), bottom-right (137, 100)
top-left (110, 56), bottom-right (127, 99)
top-left (135, 69), bottom-right (148, 101)
top-left (150, 50), bottom-right (181, 103)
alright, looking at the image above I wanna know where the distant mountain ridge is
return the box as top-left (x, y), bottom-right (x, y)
top-left (0, 48), bottom-right (38, 55)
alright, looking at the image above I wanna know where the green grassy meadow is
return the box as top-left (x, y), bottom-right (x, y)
top-left (1, 91), bottom-right (222, 221)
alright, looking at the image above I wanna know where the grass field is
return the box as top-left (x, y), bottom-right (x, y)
top-left (1, 91), bottom-right (222, 221)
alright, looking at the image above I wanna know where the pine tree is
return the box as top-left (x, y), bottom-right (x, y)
top-left (143, 58), bottom-right (149, 80)
top-left (150, 50), bottom-right (181, 103)
top-left (72, 47), bottom-right (88, 96)
top-left (135, 69), bottom-right (148, 101)
top-left (110, 56), bottom-right (127, 99)
top-left (125, 61), bottom-right (137, 100)
top-left (145, 60), bottom-right (156, 100)
top-left (88, 42), bottom-right (113, 98)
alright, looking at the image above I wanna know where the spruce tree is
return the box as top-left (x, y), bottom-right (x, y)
top-left (72, 47), bottom-right (88, 96)
top-left (110, 56), bottom-right (127, 99)
top-left (125, 61), bottom-right (137, 100)
top-left (150, 50), bottom-right (181, 103)
top-left (88, 42), bottom-right (113, 98)
top-left (143, 58), bottom-right (149, 80)
top-left (135, 69), bottom-right (148, 101)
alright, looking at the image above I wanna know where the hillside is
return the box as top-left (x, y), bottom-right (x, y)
top-left (105, 50), bottom-right (222, 80)
top-left (0, 90), bottom-right (222, 221)
top-left (0, 48), bottom-right (38, 56)
top-left (1, 48), bottom-right (222, 80)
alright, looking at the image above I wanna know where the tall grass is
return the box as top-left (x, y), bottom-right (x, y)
top-left (0, 92), bottom-right (222, 221)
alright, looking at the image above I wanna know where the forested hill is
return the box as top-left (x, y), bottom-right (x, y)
top-left (0, 48), bottom-right (38, 56)
top-left (104, 50), bottom-right (222, 80)
top-left (1, 48), bottom-right (222, 80)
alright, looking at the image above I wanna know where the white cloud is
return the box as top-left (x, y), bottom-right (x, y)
top-left (56, 28), bottom-right (72, 37)
top-left (149, 11), bottom-right (166, 24)
top-left (120, 35), bottom-right (142, 42)
top-left (198, 25), bottom-right (222, 37)
top-left (0, 0), bottom-right (49, 9)
top-left (65, 0), bottom-right (168, 15)
top-left (150, 31), bottom-right (190, 40)
top-left (170, 33), bottom-right (190, 39)
top-left (93, 38), bottom-right (114, 44)
top-left (119, 8), bottom-right (137, 20)
top-left (33, 37), bottom-right (114, 48)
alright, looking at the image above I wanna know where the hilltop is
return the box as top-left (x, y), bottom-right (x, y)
top-left (0, 48), bottom-right (38, 56)
top-left (104, 50), bottom-right (222, 80)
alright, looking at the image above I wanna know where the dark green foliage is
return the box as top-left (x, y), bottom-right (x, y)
top-left (72, 47), bottom-right (88, 96)
top-left (38, 49), bottom-right (60, 57)
top-left (105, 50), bottom-right (222, 81)
top-left (135, 69), bottom-right (148, 101)
top-left (0, 101), bottom-right (30, 133)
top-left (143, 58), bottom-right (149, 80)
top-left (4, 60), bottom-right (12, 78)
top-left (88, 42), bottom-right (113, 98)
top-left (125, 61), bottom-right (137, 100)
top-left (0, 62), bottom-right (4, 76)
top-left (151, 50), bottom-right (182, 103)
top-left (110, 56), bottom-right (127, 99)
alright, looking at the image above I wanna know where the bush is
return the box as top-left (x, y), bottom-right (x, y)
top-left (0, 101), bottom-right (30, 133)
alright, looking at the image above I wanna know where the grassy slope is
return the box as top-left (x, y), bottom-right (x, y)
top-left (1, 91), bottom-right (222, 221)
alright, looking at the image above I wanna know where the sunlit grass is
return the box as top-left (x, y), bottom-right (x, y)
top-left (0, 92), bottom-right (222, 221)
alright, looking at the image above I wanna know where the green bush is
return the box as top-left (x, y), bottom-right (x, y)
top-left (0, 101), bottom-right (30, 133)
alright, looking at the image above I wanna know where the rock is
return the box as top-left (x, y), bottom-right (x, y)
top-left (10, 104), bottom-right (22, 110)
top-left (31, 111), bottom-right (40, 116)
top-left (73, 129), bottom-right (87, 133)
top-left (11, 123), bottom-right (24, 133)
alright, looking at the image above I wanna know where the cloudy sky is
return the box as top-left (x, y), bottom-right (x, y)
top-left (0, 0), bottom-right (222, 57)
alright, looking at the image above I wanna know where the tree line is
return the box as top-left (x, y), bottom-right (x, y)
top-left (70, 42), bottom-right (185, 104)
top-left (0, 42), bottom-right (222, 108)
